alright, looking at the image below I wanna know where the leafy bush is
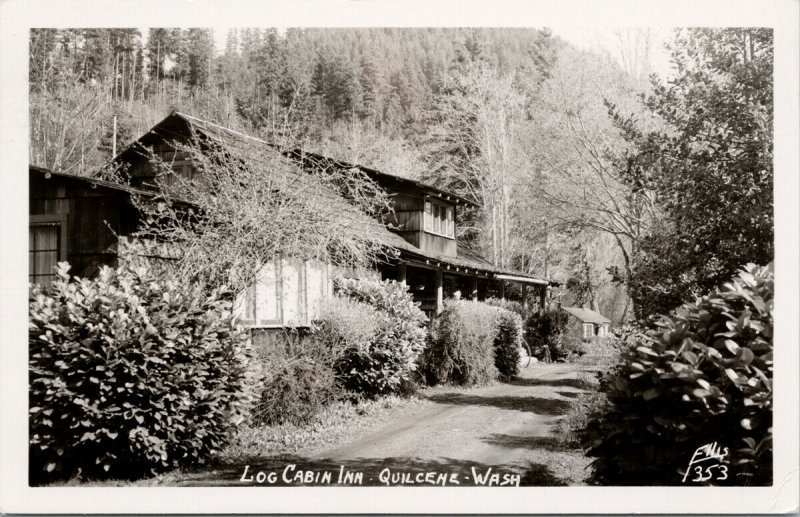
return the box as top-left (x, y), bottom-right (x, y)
top-left (493, 309), bottom-right (523, 380)
top-left (243, 326), bottom-right (345, 428)
top-left (582, 263), bottom-right (773, 485)
top-left (421, 300), bottom-right (501, 386)
top-left (250, 357), bottom-right (341, 426)
top-left (29, 262), bottom-right (247, 483)
top-left (525, 308), bottom-right (569, 361)
top-left (483, 297), bottom-right (526, 318)
top-left (314, 296), bottom-right (381, 360)
top-left (317, 278), bottom-right (427, 397)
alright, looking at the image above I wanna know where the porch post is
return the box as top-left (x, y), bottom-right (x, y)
top-left (521, 284), bottom-right (528, 311)
top-left (499, 280), bottom-right (506, 300)
top-left (470, 276), bottom-right (478, 300)
top-left (539, 286), bottom-right (547, 312)
top-left (397, 262), bottom-right (407, 286)
top-left (435, 269), bottom-right (444, 313)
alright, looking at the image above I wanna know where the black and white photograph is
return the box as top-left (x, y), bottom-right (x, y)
top-left (0, 0), bottom-right (798, 514)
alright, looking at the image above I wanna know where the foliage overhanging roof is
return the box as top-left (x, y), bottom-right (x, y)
top-left (110, 112), bottom-right (555, 285)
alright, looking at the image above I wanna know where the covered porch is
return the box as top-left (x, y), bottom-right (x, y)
top-left (379, 253), bottom-right (554, 316)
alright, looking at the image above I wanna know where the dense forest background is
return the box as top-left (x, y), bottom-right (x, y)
top-left (29, 27), bottom-right (773, 324)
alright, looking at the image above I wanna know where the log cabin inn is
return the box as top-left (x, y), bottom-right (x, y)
top-left (29, 111), bottom-right (559, 331)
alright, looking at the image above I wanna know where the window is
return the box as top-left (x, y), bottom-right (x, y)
top-left (582, 323), bottom-right (594, 340)
top-left (29, 216), bottom-right (66, 287)
top-left (234, 259), bottom-right (331, 328)
top-left (423, 200), bottom-right (454, 238)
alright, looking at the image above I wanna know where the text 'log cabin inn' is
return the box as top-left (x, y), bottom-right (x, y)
top-left (30, 111), bottom-right (560, 328)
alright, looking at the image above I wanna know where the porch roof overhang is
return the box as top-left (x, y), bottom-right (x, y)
top-left (494, 273), bottom-right (549, 286)
top-left (377, 228), bottom-right (559, 287)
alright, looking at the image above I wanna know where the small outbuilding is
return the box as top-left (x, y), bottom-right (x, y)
top-left (562, 307), bottom-right (611, 343)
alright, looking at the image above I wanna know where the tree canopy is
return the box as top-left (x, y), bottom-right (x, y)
top-left (612, 28), bottom-right (773, 318)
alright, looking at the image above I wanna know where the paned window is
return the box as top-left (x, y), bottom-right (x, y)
top-left (423, 200), bottom-right (455, 238)
top-left (234, 259), bottom-right (331, 327)
top-left (29, 220), bottom-right (64, 287)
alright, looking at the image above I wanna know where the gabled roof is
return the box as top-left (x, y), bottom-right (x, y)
top-left (106, 112), bottom-right (555, 286)
top-left (30, 164), bottom-right (155, 198)
top-left (114, 111), bottom-right (479, 207)
top-left (562, 307), bottom-right (611, 324)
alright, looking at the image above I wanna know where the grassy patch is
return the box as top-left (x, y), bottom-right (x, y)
top-left (222, 395), bottom-right (428, 462)
top-left (526, 447), bottom-right (593, 485)
top-left (554, 391), bottom-right (606, 447)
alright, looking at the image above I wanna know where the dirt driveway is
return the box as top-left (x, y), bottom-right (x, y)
top-left (176, 361), bottom-right (599, 487)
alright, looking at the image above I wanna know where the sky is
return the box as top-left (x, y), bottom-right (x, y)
top-left (552, 27), bottom-right (674, 77)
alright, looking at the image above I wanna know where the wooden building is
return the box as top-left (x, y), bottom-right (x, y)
top-left (562, 307), bottom-right (611, 344)
top-left (30, 111), bottom-right (559, 327)
top-left (28, 165), bottom-right (146, 285)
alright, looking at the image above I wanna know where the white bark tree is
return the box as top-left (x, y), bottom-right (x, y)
top-left (430, 62), bottom-right (526, 269)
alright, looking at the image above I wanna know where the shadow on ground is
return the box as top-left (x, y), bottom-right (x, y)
top-left (426, 393), bottom-right (571, 415)
top-left (483, 433), bottom-right (567, 451)
top-left (173, 455), bottom-right (567, 486)
top-left (505, 377), bottom-right (595, 390)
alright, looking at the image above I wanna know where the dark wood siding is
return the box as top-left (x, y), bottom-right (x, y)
top-left (387, 193), bottom-right (424, 247)
top-left (126, 138), bottom-right (195, 190)
top-left (419, 231), bottom-right (457, 256)
top-left (29, 172), bottom-right (141, 278)
top-left (385, 193), bottom-right (458, 257)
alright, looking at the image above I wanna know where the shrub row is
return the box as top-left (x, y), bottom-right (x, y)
top-left (326, 278), bottom-right (428, 397)
top-left (581, 263), bottom-right (773, 485)
top-left (525, 308), bottom-right (570, 361)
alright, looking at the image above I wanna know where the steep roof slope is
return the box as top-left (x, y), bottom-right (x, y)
top-left (562, 307), bottom-right (611, 324)
top-left (110, 111), bottom-right (554, 285)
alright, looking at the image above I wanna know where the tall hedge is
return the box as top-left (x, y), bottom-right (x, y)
top-left (422, 300), bottom-right (500, 386)
top-left (323, 278), bottom-right (428, 397)
top-left (493, 310), bottom-right (524, 380)
top-left (29, 262), bottom-right (247, 483)
top-left (525, 308), bottom-right (569, 361)
top-left (420, 300), bottom-right (521, 386)
top-left (582, 263), bottom-right (773, 485)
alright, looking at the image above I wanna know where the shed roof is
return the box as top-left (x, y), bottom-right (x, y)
top-left (562, 307), bottom-right (611, 324)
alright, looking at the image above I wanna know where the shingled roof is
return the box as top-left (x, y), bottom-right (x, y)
top-left (109, 111), bottom-right (557, 286)
top-left (562, 307), bottom-right (611, 324)
top-left (116, 112), bottom-right (479, 207)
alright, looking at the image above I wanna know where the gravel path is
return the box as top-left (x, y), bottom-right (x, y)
top-left (174, 361), bottom-right (598, 486)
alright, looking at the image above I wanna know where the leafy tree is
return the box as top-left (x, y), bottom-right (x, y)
top-left (522, 40), bottom-right (654, 321)
top-left (613, 28), bottom-right (773, 318)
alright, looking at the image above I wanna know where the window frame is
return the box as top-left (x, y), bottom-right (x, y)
top-left (423, 199), bottom-right (455, 239)
top-left (29, 214), bottom-right (68, 286)
top-left (235, 259), bottom-right (332, 329)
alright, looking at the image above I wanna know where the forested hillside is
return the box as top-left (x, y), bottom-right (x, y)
top-left (29, 27), bottom-right (772, 323)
